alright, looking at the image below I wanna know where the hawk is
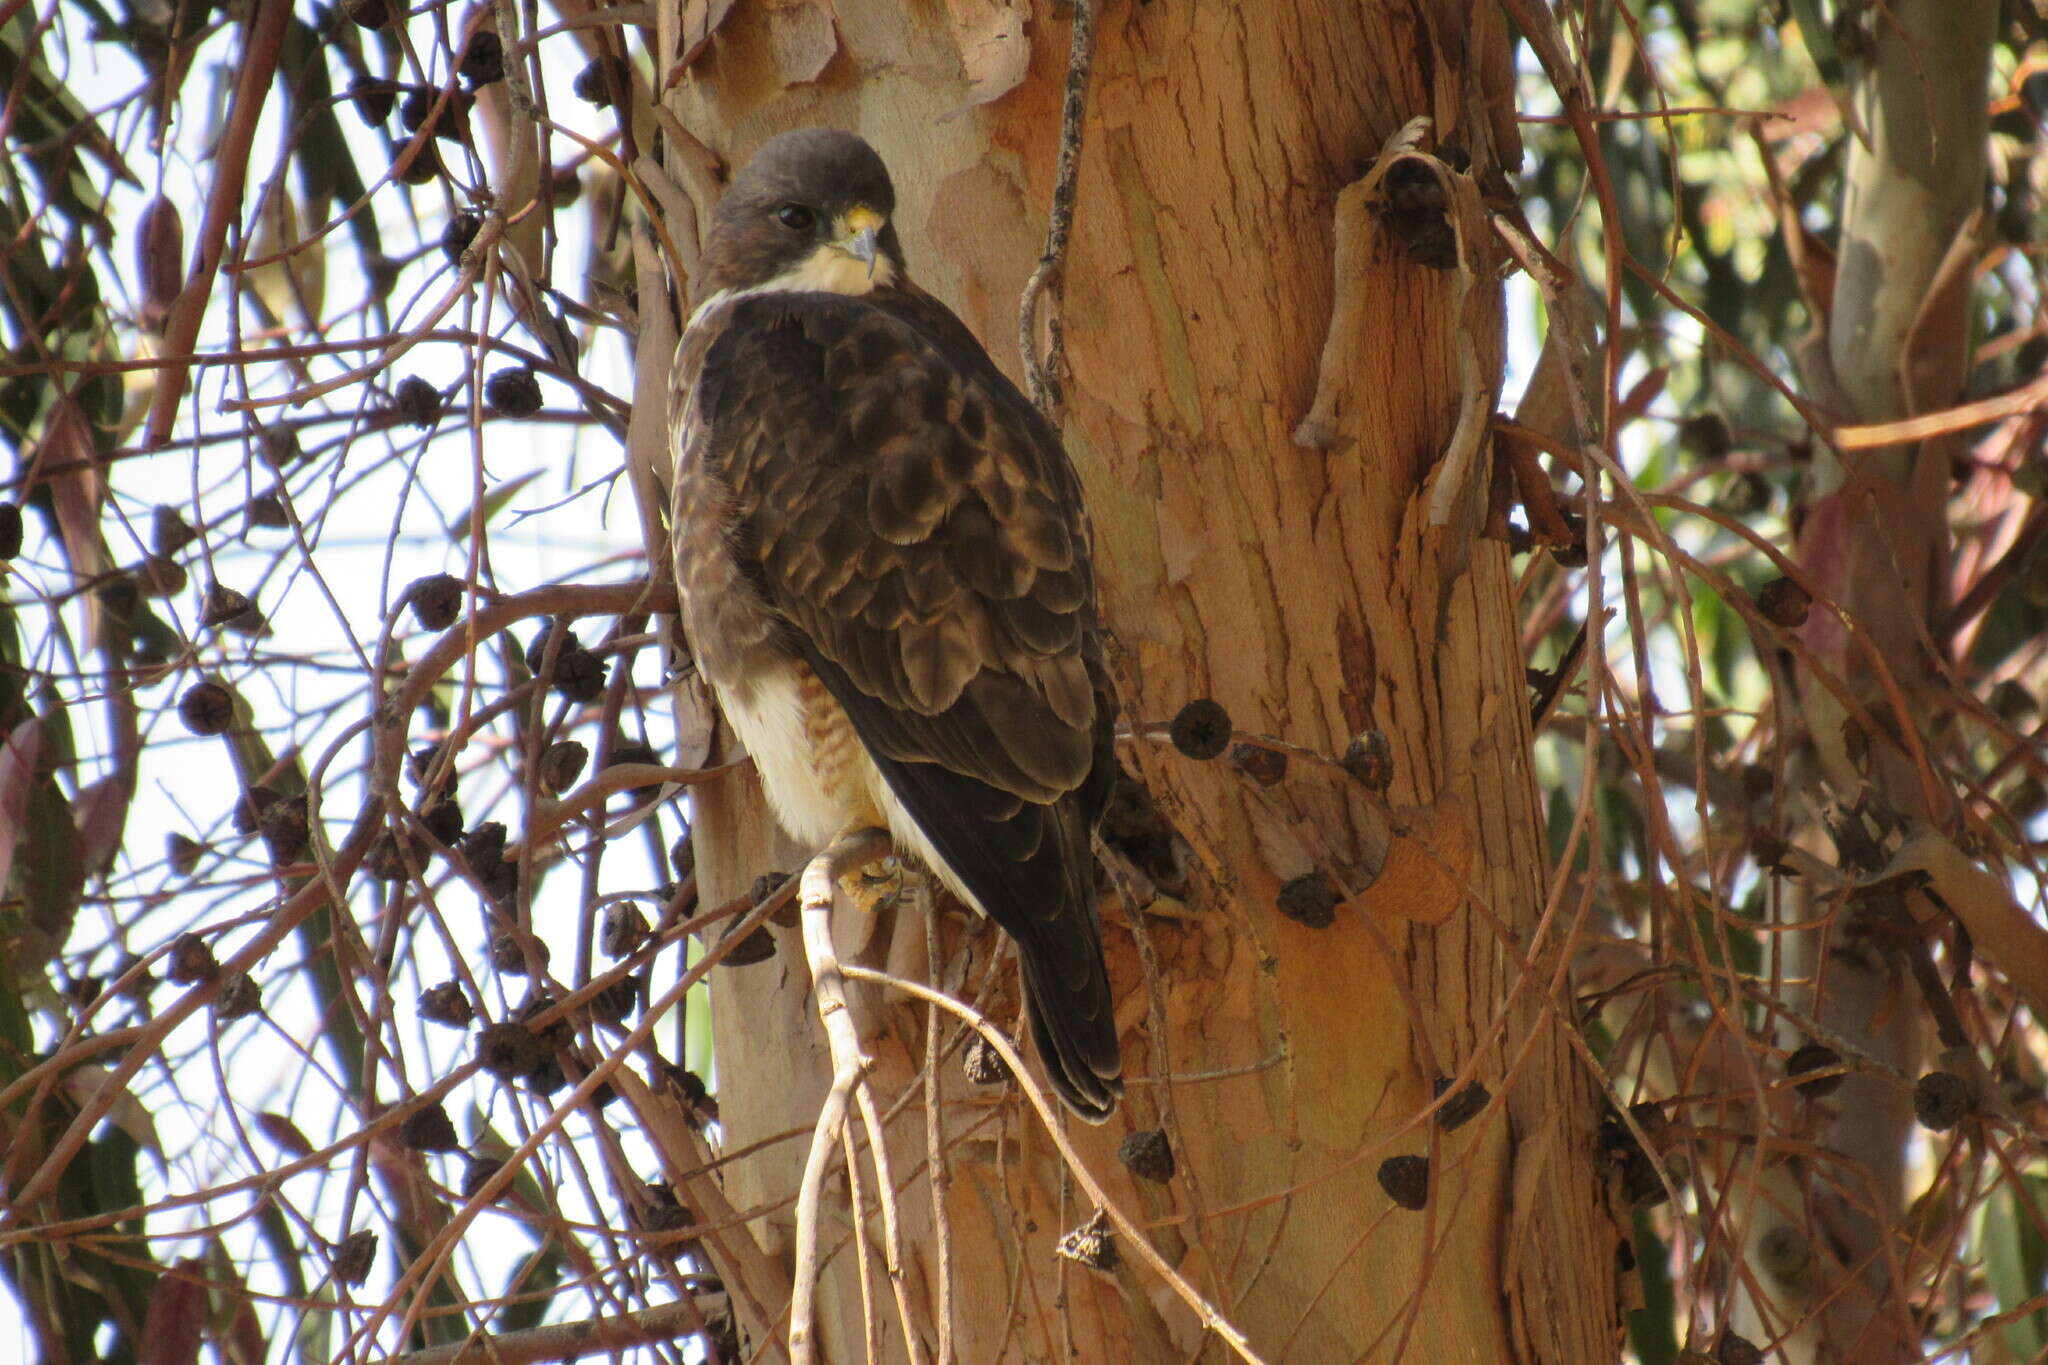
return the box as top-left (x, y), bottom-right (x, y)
top-left (670, 129), bottom-right (1123, 1120)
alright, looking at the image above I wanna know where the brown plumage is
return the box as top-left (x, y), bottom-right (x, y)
top-left (670, 129), bottom-right (1122, 1120)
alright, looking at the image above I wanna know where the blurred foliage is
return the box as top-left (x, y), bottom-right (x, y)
top-left (1513, 1), bottom-right (2048, 1360)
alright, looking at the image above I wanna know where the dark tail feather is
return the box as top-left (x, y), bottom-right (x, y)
top-left (1017, 940), bottom-right (1122, 1123)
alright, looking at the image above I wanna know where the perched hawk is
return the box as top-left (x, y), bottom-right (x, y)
top-left (670, 129), bottom-right (1123, 1120)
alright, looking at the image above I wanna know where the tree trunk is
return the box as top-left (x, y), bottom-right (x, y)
top-left (1750, 3), bottom-right (1996, 1361)
top-left (656, 2), bottom-right (1621, 1360)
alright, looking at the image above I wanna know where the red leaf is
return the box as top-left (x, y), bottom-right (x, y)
top-left (73, 774), bottom-right (132, 878)
top-left (254, 1111), bottom-right (314, 1158)
top-left (0, 719), bottom-right (45, 890)
top-left (34, 399), bottom-right (111, 647)
top-left (139, 1259), bottom-right (207, 1365)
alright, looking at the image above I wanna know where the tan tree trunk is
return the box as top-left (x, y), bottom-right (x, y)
top-left (654, 3), bottom-right (1621, 1360)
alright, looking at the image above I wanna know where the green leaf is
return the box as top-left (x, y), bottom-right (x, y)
top-left (496, 1245), bottom-right (565, 1333)
top-left (1981, 1176), bottom-right (2048, 1361)
top-left (1626, 1207), bottom-right (1678, 1365)
top-left (1782, 0), bottom-right (1846, 89)
top-left (448, 470), bottom-right (543, 543)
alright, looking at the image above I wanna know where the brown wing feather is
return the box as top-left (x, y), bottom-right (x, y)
top-left (689, 286), bottom-right (1122, 1116)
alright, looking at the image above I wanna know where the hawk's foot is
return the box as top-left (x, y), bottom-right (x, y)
top-left (823, 821), bottom-right (900, 914)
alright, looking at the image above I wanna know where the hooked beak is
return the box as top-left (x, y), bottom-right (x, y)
top-left (837, 205), bottom-right (886, 278)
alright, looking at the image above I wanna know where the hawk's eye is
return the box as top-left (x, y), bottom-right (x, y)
top-left (775, 203), bottom-right (816, 232)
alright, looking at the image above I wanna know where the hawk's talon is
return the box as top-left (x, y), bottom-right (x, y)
top-left (843, 855), bottom-right (904, 915)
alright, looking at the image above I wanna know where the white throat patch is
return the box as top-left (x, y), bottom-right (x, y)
top-left (687, 247), bottom-right (897, 330)
top-left (775, 243), bottom-right (897, 296)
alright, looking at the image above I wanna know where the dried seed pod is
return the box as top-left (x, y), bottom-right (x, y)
top-left (1168, 698), bottom-right (1231, 760)
top-left (962, 1035), bottom-right (1012, 1086)
top-left (465, 818), bottom-right (514, 877)
top-left (600, 900), bottom-right (649, 957)
top-left (417, 981), bottom-right (473, 1028)
top-left (460, 1154), bottom-right (505, 1199)
top-left (1380, 159), bottom-right (1455, 268)
top-left (131, 555), bottom-right (186, 598)
top-left (419, 796), bottom-right (463, 846)
top-left (396, 138), bottom-right (442, 185)
top-left (1275, 870), bottom-right (1340, 928)
top-left (554, 648), bottom-right (609, 703)
top-left (488, 930), bottom-right (547, 974)
top-left (670, 836), bottom-right (695, 882)
top-left (463, 823), bottom-right (519, 906)
top-left (525, 624), bottom-right (578, 673)
top-left (606, 741), bottom-right (661, 800)
top-left (550, 166), bottom-right (582, 208)
top-left (484, 366), bottom-right (543, 417)
top-left (590, 973), bottom-right (641, 1025)
top-left (1229, 741), bottom-right (1287, 786)
top-left (244, 491), bottom-right (289, 530)
top-left (636, 1181), bottom-right (696, 1258)
top-left (441, 212), bottom-right (482, 266)
top-left (1598, 1104), bottom-right (1670, 1207)
top-left (136, 196), bottom-right (184, 332)
top-left (1115, 1129), bottom-right (1175, 1183)
top-left (348, 74), bottom-right (397, 125)
top-left (638, 1179), bottom-right (692, 1227)
top-left (199, 583), bottom-right (255, 630)
top-left (1755, 1222), bottom-right (1812, 1281)
top-left (214, 971), bottom-right (260, 1020)
top-left (1340, 729), bottom-right (1393, 791)
top-left (178, 681), bottom-right (236, 736)
top-left (333, 1229), bottom-right (377, 1286)
top-left (1431, 1076), bottom-right (1490, 1130)
top-left (393, 376), bottom-right (443, 429)
top-left (0, 503), bottom-right (21, 560)
top-left (1677, 412), bottom-right (1733, 460)
top-left (662, 1065), bottom-right (710, 1107)
top-left (716, 915), bottom-right (776, 966)
top-left (1376, 1154), bottom-right (1430, 1211)
top-left (256, 793), bottom-right (311, 864)
top-left (115, 953), bottom-right (158, 1004)
top-left (399, 1102), bottom-right (461, 1153)
top-left (1913, 1070), bottom-right (1972, 1131)
top-left (258, 424), bottom-right (302, 468)
top-left (1785, 1043), bottom-right (1844, 1097)
top-left (1054, 1210), bottom-right (1117, 1270)
top-left (231, 786), bottom-right (272, 838)
top-left (1716, 1334), bottom-right (1764, 1365)
top-left (477, 1021), bottom-right (554, 1080)
top-left (399, 87), bottom-right (472, 141)
top-left (167, 832), bottom-right (207, 877)
top-left (340, 0), bottom-right (388, 28)
top-left (1552, 512), bottom-right (1588, 568)
top-left (406, 573), bottom-right (464, 631)
top-left (407, 743), bottom-right (453, 790)
top-left (1749, 828), bottom-right (1793, 875)
top-left (538, 739), bottom-right (588, 796)
top-left (153, 505), bottom-right (197, 556)
top-left (364, 831), bottom-right (417, 881)
top-left (167, 932), bottom-right (218, 985)
top-left (573, 55), bottom-right (627, 106)
top-left (459, 31), bottom-right (504, 87)
top-left (1754, 577), bottom-right (1811, 629)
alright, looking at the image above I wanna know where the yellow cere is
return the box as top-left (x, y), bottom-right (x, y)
top-left (838, 205), bottom-right (886, 236)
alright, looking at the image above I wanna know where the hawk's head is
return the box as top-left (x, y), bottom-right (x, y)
top-left (698, 129), bottom-right (906, 299)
